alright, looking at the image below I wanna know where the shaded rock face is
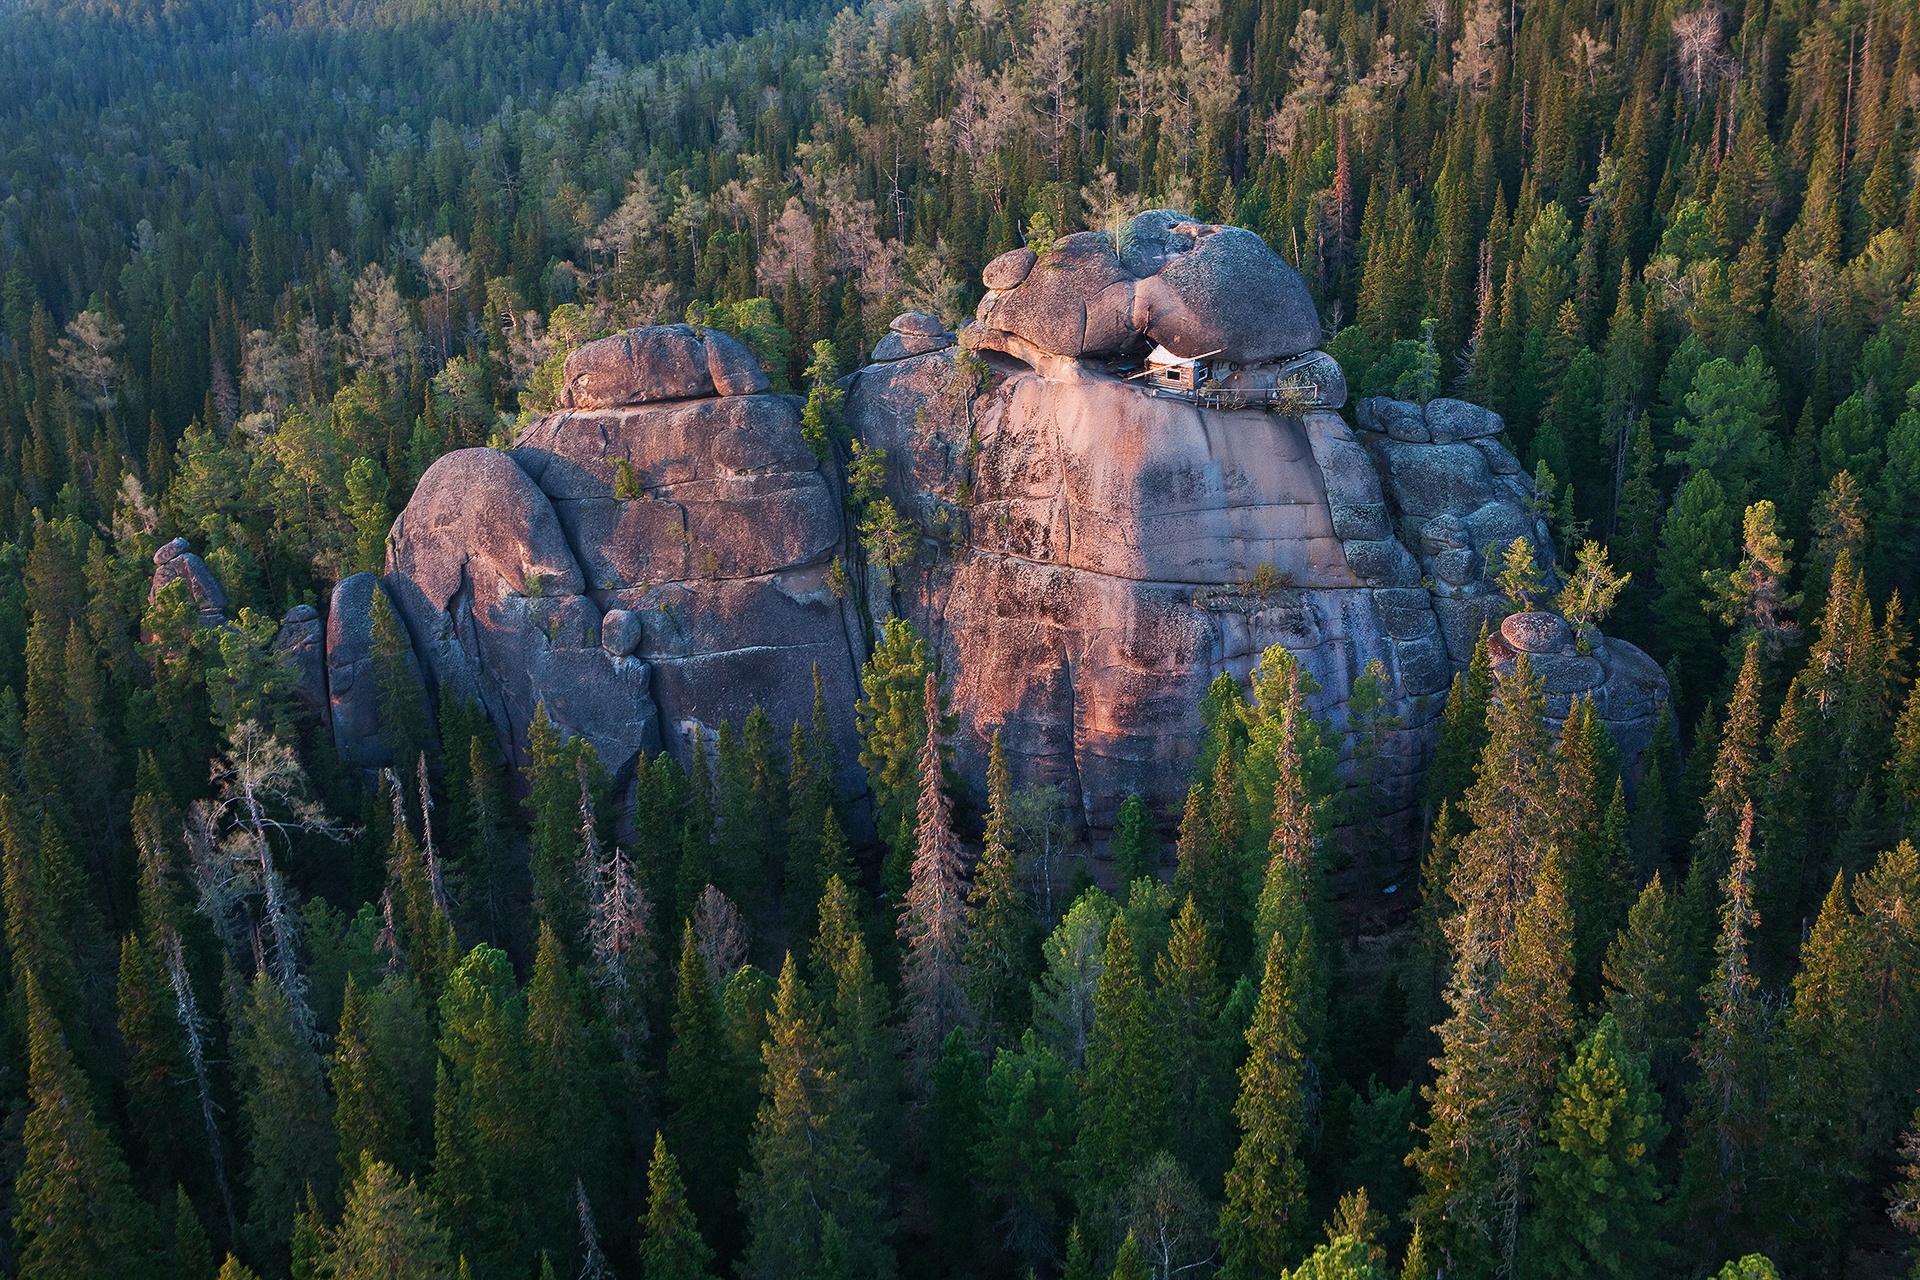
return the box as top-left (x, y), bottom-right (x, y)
top-left (327, 572), bottom-right (423, 766)
top-left (273, 604), bottom-right (328, 724)
top-left (384, 447), bottom-right (658, 777)
top-left (380, 325), bottom-right (865, 794)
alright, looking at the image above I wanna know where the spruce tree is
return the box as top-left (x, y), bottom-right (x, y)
top-left (175, 1186), bottom-right (216, 1280)
top-left (1155, 897), bottom-right (1231, 1187)
top-left (1112, 793), bottom-right (1158, 886)
top-left (1681, 805), bottom-right (1769, 1259)
top-left (14, 973), bottom-right (150, 1280)
top-left (525, 703), bottom-right (585, 953)
top-left (324, 1161), bottom-right (454, 1280)
top-left (739, 954), bottom-right (893, 1280)
top-left (639, 1133), bottom-right (718, 1280)
top-left (855, 617), bottom-right (937, 858)
top-left (1523, 1014), bottom-right (1668, 1278)
top-left (1220, 935), bottom-right (1309, 1280)
top-left (1455, 654), bottom-right (1555, 956)
top-left (1602, 873), bottom-right (1700, 1098)
top-left (233, 968), bottom-right (336, 1259)
top-left (1692, 641), bottom-right (1764, 895)
top-left (898, 671), bottom-right (972, 1080)
top-left (1075, 912), bottom-right (1166, 1223)
top-left (665, 922), bottom-right (751, 1259)
top-left (1110, 1231), bottom-right (1149, 1280)
top-left (1655, 471), bottom-right (1735, 719)
top-left (813, 875), bottom-right (895, 1158)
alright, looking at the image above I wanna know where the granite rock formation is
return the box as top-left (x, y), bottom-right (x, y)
top-left (242, 209), bottom-right (1665, 854)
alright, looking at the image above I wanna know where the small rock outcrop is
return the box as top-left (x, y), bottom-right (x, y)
top-left (149, 537), bottom-right (229, 626)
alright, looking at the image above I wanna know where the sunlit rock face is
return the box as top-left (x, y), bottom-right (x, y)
top-left (342, 210), bottom-right (1663, 865)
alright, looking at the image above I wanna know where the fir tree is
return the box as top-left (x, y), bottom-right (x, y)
top-left (1656, 471), bottom-right (1736, 719)
top-left (234, 968), bottom-right (336, 1259)
top-left (812, 875), bottom-right (895, 1158)
top-left (1154, 897), bottom-right (1231, 1187)
top-left (665, 922), bottom-right (751, 1259)
top-left (898, 671), bottom-right (972, 1080)
top-left (1602, 873), bottom-right (1700, 1098)
top-left (1523, 1014), bottom-right (1668, 1278)
top-left (855, 617), bottom-right (938, 860)
top-left (175, 1186), bottom-right (216, 1280)
top-left (1110, 1231), bottom-right (1149, 1280)
top-left (1219, 935), bottom-right (1310, 1279)
top-left (324, 1160), bottom-right (454, 1280)
top-left (639, 1133), bottom-right (718, 1280)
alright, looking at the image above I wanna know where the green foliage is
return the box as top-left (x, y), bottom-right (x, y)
top-left (1524, 1015), bottom-right (1669, 1278)
top-left (640, 1133), bottom-right (718, 1280)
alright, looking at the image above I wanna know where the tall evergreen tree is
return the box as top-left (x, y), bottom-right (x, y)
top-left (1219, 934), bottom-right (1310, 1279)
top-left (639, 1133), bottom-right (718, 1280)
top-left (898, 671), bottom-right (972, 1080)
top-left (1523, 1014), bottom-right (1668, 1278)
top-left (966, 730), bottom-right (1032, 1053)
top-left (14, 973), bottom-right (150, 1280)
top-left (738, 953), bottom-right (893, 1280)
top-left (1681, 805), bottom-right (1770, 1261)
top-left (1075, 912), bottom-right (1166, 1226)
top-left (665, 922), bottom-right (751, 1260)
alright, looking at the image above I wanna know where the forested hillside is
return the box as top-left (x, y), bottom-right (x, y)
top-left (0, 0), bottom-right (1918, 1275)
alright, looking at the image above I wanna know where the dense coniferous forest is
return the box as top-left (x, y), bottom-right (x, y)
top-left (0, 0), bottom-right (1918, 1274)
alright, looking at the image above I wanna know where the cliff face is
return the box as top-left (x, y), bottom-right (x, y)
top-left (253, 210), bottom-right (1665, 853)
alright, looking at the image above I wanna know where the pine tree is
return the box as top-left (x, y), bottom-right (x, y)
top-left (639, 1133), bottom-right (718, 1280)
top-left (966, 730), bottom-right (1032, 1053)
top-left (523, 923), bottom-right (612, 1260)
top-left (1219, 935), bottom-right (1310, 1279)
top-left (1075, 912), bottom-right (1166, 1222)
top-left (926, 1029), bottom-right (987, 1265)
top-left (1523, 1014), bottom-right (1669, 1278)
top-left (898, 671), bottom-right (972, 1080)
top-left (14, 973), bottom-right (151, 1280)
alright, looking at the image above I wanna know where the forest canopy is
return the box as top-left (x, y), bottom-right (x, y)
top-left (0, 0), bottom-right (1918, 1275)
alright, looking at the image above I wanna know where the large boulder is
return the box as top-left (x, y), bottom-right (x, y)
top-left (384, 447), bottom-right (657, 775)
top-left (975, 232), bottom-right (1137, 358)
top-left (1130, 223), bottom-right (1322, 362)
top-left (969, 212), bottom-right (1322, 366)
top-left (559, 324), bottom-right (767, 408)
